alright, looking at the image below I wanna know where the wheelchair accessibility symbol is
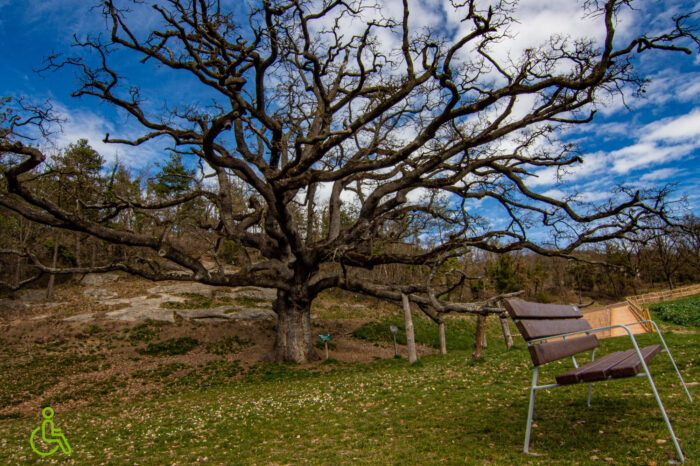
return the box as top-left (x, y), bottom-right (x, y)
top-left (30, 407), bottom-right (71, 457)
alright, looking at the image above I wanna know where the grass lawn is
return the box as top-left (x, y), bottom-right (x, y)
top-left (1, 321), bottom-right (697, 465)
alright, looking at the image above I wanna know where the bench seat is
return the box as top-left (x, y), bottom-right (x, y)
top-left (555, 344), bottom-right (662, 385)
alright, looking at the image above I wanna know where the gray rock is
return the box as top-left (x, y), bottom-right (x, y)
top-left (81, 272), bottom-right (122, 286)
top-left (222, 307), bottom-right (277, 321)
top-left (104, 304), bottom-right (277, 323)
top-left (63, 313), bottom-right (95, 322)
top-left (83, 289), bottom-right (118, 300)
top-left (105, 306), bottom-right (177, 323)
top-left (231, 287), bottom-right (276, 301)
top-left (146, 283), bottom-right (221, 297)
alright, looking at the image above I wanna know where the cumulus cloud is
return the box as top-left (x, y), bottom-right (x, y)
top-left (49, 101), bottom-right (167, 169)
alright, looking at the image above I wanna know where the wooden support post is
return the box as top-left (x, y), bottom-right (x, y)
top-left (416, 303), bottom-right (447, 355)
top-left (401, 293), bottom-right (418, 364)
top-left (481, 315), bottom-right (488, 348)
top-left (46, 233), bottom-right (59, 299)
top-left (472, 314), bottom-right (486, 360)
top-left (499, 314), bottom-right (514, 350)
top-left (438, 321), bottom-right (447, 355)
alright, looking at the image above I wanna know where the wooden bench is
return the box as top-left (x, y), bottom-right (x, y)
top-left (504, 298), bottom-right (693, 462)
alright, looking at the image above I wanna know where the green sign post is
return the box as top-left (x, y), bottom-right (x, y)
top-left (319, 334), bottom-right (332, 359)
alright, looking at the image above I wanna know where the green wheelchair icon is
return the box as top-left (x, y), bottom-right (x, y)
top-left (30, 407), bottom-right (71, 457)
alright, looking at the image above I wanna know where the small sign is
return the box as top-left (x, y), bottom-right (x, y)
top-left (389, 325), bottom-right (398, 335)
top-left (319, 334), bottom-right (332, 342)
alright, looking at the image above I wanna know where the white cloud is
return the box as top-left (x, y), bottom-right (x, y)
top-left (640, 167), bottom-right (680, 182)
top-left (49, 102), bottom-right (166, 169)
top-left (610, 142), bottom-right (693, 174)
top-left (641, 110), bottom-right (700, 143)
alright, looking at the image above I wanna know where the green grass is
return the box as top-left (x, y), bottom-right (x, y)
top-left (2, 328), bottom-right (697, 464)
top-left (126, 319), bottom-right (166, 344)
top-left (137, 337), bottom-right (199, 356)
top-left (233, 296), bottom-right (270, 307)
top-left (205, 335), bottom-right (253, 355)
top-left (648, 294), bottom-right (700, 327)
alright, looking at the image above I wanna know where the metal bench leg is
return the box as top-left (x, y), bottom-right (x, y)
top-left (652, 325), bottom-right (693, 403)
top-left (524, 367), bottom-right (538, 454)
top-left (634, 346), bottom-right (685, 463)
top-left (587, 349), bottom-right (596, 407)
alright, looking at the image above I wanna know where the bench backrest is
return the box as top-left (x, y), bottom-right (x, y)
top-left (504, 299), bottom-right (599, 366)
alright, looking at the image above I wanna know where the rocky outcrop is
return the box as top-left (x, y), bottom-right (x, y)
top-left (80, 272), bottom-right (123, 286)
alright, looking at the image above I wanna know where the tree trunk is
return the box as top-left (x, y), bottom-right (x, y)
top-left (481, 316), bottom-right (488, 348)
top-left (472, 314), bottom-right (486, 360)
top-left (401, 293), bottom-right (418, 364)
top-left (46, 234), bottom-right (59, 299)
top-left (272, 290), bottom-right (319, 363)
top-left (438, 321), bottom-right (447, 355)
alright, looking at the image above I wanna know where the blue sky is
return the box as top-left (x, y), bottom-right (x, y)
top-left (1, 0), bottom-right (699, 219)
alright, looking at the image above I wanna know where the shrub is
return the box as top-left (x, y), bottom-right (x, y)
top-left (205, 335), bottom-right (253, 355)
top-left (648, 295), bottom-right (700, 327)
top-left (127, 320), bottom-right (165, 343)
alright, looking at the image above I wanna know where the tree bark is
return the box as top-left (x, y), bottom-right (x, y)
top-left (272, 290), bottom-right (319, 363)
top-left (402, 293), bottom-right (418, 364)
top-left (438, 321), bottom-right (447, 355)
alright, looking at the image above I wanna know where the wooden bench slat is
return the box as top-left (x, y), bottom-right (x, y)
top-left (517, 319), bottom-right (592, 340)
top-left (555, 345), bottom-right (663, 384)
top-left (555, 350), bottom-right (631, 385)
top-left (609, 345), bottom-right (662, 378)
top-left (529, 335), bottom-right (599, 366)
top-left (504, 299), bottom-right (582, 319)
top-left (579, 350), bottom-right (637, 382)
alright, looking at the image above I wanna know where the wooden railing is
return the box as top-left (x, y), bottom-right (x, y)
top-left (627, 284), bottom-right (700, 306)
top-left (626, 299), bottom-right (653, 332)
top-left (625, 284), bottom-right (700, 333)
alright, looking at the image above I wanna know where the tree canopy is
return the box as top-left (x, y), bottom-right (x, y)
top-left (1, 0), bottom-right (698, 362)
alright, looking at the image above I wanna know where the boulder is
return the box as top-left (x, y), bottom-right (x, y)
top-left (81, 272), bottom-right (122, 286)
top-left (83, 289), bottom-right (118, 300)
top-left (231, 287), bottom-right (277, 301)
top-left (105, 306), bottom-right (177, 323)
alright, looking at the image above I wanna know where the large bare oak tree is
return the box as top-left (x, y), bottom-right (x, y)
top-left (1, 0), bottom-right (698, 362)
